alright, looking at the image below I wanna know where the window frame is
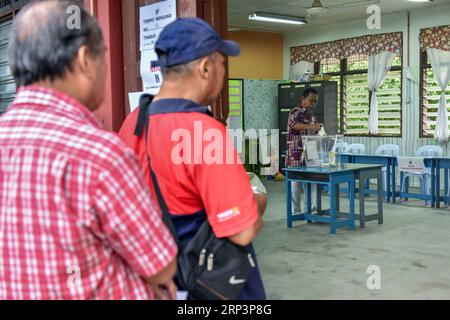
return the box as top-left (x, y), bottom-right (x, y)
top-left (319, 55), bottom-right (403, 137)
top-left (419, 50), bottom-right (446, 138)
top-left (420, 50), bottom-right (429, 138)
top-left (0, 0), bottom-right (30, 18)
top-left (0, 0), bottom-right (31, 116)
top-left (228, 78), bottom-right (245, 131)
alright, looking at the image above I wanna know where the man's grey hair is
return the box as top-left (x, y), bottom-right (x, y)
top-left (8, 0), bottom-right (104, 87)
top-left (161, 53), bottom-right (216, 79)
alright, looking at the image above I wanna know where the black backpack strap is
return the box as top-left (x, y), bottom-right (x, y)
top-left (134, 94), bottom-right (153, 138)
top-left (135, 95), bottom-right (180, 246)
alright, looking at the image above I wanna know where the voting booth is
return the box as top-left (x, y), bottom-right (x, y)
top-left (301, 135), bottom-right (344, 167)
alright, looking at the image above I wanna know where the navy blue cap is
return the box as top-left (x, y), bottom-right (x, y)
top-left (152, 18), bottom-right (240, 68)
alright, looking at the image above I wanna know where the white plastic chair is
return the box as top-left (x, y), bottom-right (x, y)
top-left (375, 144), bottom-right (400, 198)
top-left (346, 143), bottom-right (365, 154)
top-left (400, 145), bottom-right (443, 205)
top-left (375, 144), bottom-right (400, 156)
top-left (415, 145), bottom-right (443, 157)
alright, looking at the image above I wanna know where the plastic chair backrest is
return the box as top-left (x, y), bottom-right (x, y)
top-left (346, 143), bottom-right (365, 154)
top-left (335, 141), bottom-right (349, 153)
top-left (375, 144), bottom-right (400, 156)
top-left (415, 145), bottom-right (443, 157)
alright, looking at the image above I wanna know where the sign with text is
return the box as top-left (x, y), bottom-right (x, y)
top-left (139, 0), bottom-right (176, 51)
top-left (139, 0), bottom-right (176, 92)
top-left (397, 157), bottom-right (428, 174)
top-left (140, 50), bottom-right (163, 93)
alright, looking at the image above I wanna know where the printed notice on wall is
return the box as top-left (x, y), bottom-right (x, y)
top-left (140, 50), bottom-right (163, 92)
top-left (140, 0), bottom-right (177, 51)
top-left (139, 0), bottom-right (176, 94)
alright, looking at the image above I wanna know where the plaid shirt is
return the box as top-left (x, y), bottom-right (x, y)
top-left (285, 107), bottom-right (319, 167)
top-left (0, 86), bottom-right (177, 300)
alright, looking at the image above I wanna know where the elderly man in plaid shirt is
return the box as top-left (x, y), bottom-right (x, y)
top-left (0, 0), bottom-right (177, 300)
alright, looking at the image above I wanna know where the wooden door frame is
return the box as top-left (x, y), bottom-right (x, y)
top-left (122, 0), bottom-right (229, 124)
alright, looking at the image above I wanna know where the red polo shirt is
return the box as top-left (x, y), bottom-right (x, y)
top-left (119, 99), bottom-right (258, 238)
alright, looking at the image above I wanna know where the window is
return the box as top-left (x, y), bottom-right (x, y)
top-left (0, 1), bottom-right (32, 115)
top-left (420, 51), bottom-right (450, 137)
top-left (344, 54), bottom-right (369, 135)
top-left (0, 16), bottom-right (14, 115)
top-left (377, 60), bottom-right (402, 136)
top-left (321, 58), bottom-right (341, 131)
top-left (321, 57), bottom-right (340, 74)
top-left (228, 79), bottom-right (244, 131)
top-left (319, 54), bottom-right (402, 136)
top-left (0, 0), bottom-right (30, 14)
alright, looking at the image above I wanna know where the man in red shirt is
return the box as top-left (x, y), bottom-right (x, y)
top-left (119, 18), bottom-right (267, 299)
top-left (0, 0), bottom-right (177, 300)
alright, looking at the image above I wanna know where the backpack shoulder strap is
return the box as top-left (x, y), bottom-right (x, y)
top-left (134, 94), bottom-right (180, 245)
top-left (134, 94), bottom-right (153, 138)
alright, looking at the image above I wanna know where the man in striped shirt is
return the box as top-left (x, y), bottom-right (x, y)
top-left (0, 0), bottom-right (177, 300)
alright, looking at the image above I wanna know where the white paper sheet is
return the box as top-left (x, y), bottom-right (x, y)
top-left (140, 50), bottom-right (163, 92)
top-left (128, 89), bottom-right (160, 113)
top-left (128, 92), bottom-right (144, 113)
top-left (397, 157), bottom-right (427, 174)
top-left (140, 0), bottom-right (177, 51)
top-left (176, 291), bottom-right (188, 300)
top-left (305, 141), bottom-right (319, 161)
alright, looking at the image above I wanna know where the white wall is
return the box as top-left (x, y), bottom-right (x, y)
top-left (283, 3), bottom-right (450, 158)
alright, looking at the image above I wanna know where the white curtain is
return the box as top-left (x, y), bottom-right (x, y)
top-left (427, 48), bottom-right (450, 142)
top-left (289, 60), bottom-right (314, 81)
top-left (368, 51), bottom-right (396, 134)
top-left (405, 66), bottom-right (418, 105)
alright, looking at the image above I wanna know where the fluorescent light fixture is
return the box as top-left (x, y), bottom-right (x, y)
top-left (248, 12), bottom-right (307, 25)
top-left (341, 0), bottom-right (380, 8)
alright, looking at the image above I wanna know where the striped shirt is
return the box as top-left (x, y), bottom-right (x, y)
top-left (0, 86), bottom-right (177, 300)
top-left (286, 107), bottom-right (319, 167)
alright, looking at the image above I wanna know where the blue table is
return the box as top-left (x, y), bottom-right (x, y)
top-left (284, 164), bottom-right (383, 234)
top-left (340, 153), bottom-right (437, 207)
top-left (339, 153), bottom-right (394, 202)
top-left (434, 157), bottom-right (450, 208)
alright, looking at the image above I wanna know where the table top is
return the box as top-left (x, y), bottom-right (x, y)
top-left (339, 153), bottom-right (446, 159)
top-left (338, 153), bottom-right (394, 158)
top-left (284, 163), bottom-right (383, 174)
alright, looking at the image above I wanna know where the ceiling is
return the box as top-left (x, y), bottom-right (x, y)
top-left (228, 0), bottom-right (450, 33)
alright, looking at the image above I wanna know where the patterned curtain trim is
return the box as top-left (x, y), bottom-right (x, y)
top-left (419, 25), bottom-right (450, 52)
top-left (290, 32), bottom-right (403, 65)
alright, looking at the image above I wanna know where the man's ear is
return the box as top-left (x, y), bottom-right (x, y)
top-left (75, 45), bottom-right (94, 80)
top-left (198, 56), bottom-right (211, 80)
